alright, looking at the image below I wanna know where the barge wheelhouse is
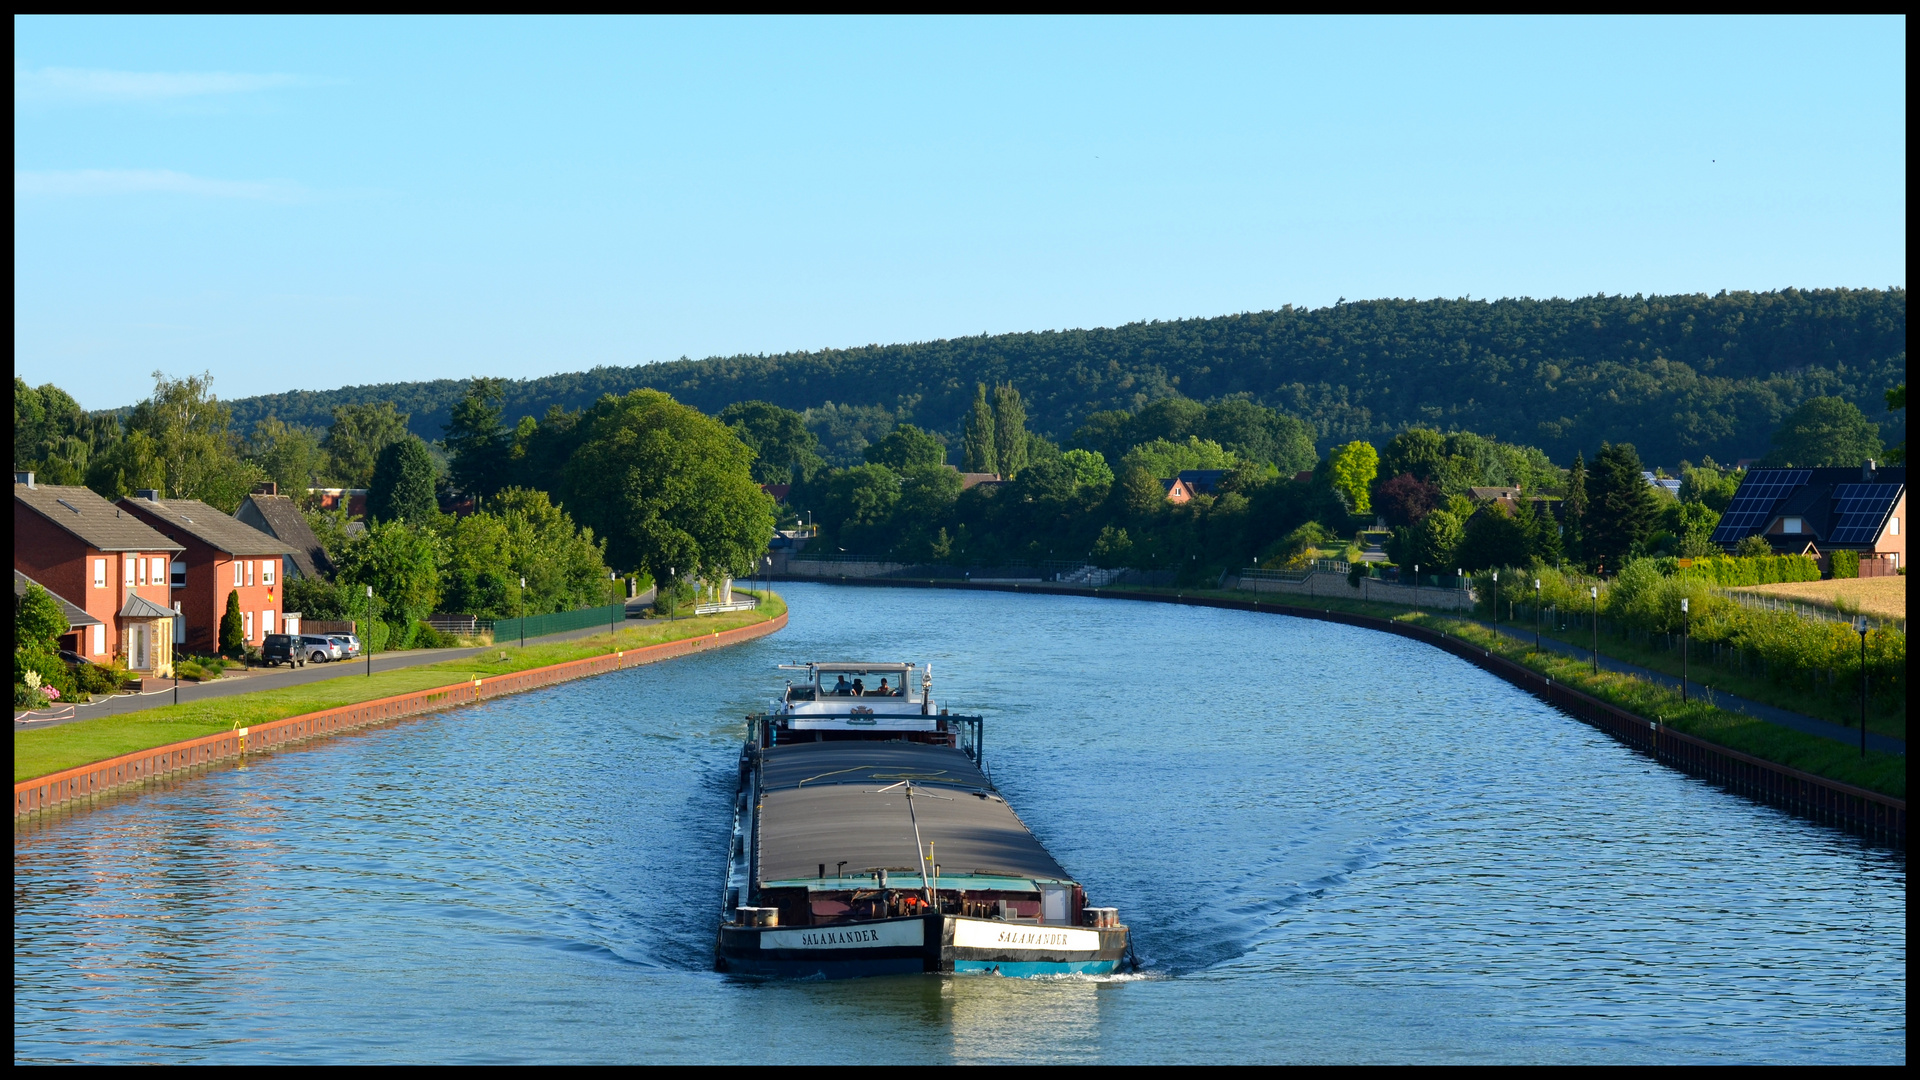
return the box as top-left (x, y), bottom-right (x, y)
top-left (717, 662), bottom-right (1130, 979)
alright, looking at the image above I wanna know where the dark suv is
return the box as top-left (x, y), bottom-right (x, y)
top-left (261, 634), bottom-right (306, 668)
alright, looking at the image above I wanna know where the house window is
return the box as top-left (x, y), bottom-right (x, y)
top-left (92, 623), bottom-right (105, 655)
top-left (172, 561), bottom-right (186, 587)
top-left (125, 558), bottom-right (136, 586)
top-left (95, 559), bottom-right (106, 588)
top-left (263, 610), bottom-right (275, 636)
top-left (234, 561), bottom-right (242, 587)
top-left (263, 560), bottom-right (276, 586)
top-left (1891, 516), bottom-right (1900, 536)
top-left (246, 561), bottom-right (255, 587)
top-left (1782, 518), bottom-right (1804, 534)
top-left (152, 557), bottom-right (165, 585)
top-left (244, 611), bottom-right (254, 641)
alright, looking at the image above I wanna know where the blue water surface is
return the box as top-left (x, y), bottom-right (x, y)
top-left (12, 584), bottom-right (1906, 1063)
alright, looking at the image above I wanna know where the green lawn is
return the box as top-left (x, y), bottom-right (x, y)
top-left (15, 593), bottom-right (785, 783)
top-left (1086, 584), bottom-right (1906, 799)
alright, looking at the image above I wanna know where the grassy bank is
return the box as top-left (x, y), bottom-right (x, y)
top-left (1088, 584), bottom-right (1905, 799)
top-left (15, 593), bottom-right (785, 784)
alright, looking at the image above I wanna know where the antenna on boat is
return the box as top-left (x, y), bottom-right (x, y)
top-left (875, 779), bottom-right (950, 910)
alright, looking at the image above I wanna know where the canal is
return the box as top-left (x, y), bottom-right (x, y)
top-left (12, 583), bottom-right (1906, 1063)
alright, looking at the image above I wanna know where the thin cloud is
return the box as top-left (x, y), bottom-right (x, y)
top-left (15, 169), bottom-right (305, 201)
top-left (14, 66), bottom-right (304, 103)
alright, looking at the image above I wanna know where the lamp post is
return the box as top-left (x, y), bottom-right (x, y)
top-left (1589, 584), bottom-right (1599, 675)
top-left (1680, 597), bottom-right (1689, 703)
top-left (611, 571), bottom-right (619, 638)
top-left (1412, 564), bottom-right (1419, 615)
top-left (1533, 578), bottom-right (1541, 652)
top-left (1491, 570), bottom-right (1499, 639)
top-left (1854, 615), bottom-right (1870, 758)
top-left (668, 567), bottom-right (675, 621)
top-left (366, 584), bottom-right (374, 678)
top-left (519, 577), bottom-right (527, 648)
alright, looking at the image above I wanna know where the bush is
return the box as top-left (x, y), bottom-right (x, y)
top-left (15, 644), bottom-right (76, 701)
top-left (1829, 550), bottom-right (1860, 579)
top-left (412, 621), bottom-right (450, 648)
top-left (74, 659), bottom-right (131, 694)
top-left (1680, 555), bottom-right (1821, 586)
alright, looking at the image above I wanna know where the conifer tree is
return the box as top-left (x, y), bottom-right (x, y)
top-left (962, 383), bottom-right (997, 474)
top-left (992, 383), bottom-right (1028, 478)
top-left (219, 590), bottom-right (246, 658)
top-left (1561, 451), bottom-right (1588, 564)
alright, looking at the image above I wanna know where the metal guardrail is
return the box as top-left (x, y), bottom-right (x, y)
top-left (694, 599), bottom-right (759, 615)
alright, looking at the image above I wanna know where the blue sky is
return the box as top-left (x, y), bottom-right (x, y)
top-left (14, 16), bottom-right (1907, 410)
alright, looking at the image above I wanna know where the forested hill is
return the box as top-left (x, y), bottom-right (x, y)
top-left (224, 289), bottom-right (1904, 467)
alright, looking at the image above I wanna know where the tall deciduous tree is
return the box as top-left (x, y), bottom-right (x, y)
top-left (247, 416), bottom-right (326, 494)
top-left (1760, 395), bottom-right (1885, 467)
top-left (369, 436), bottom-right (440, 524)
top-left (1584, 442), bottom-right (1658, 575)
top-left (561, 390), bottom-right (774, 581)
top-left (98, 372), bottom-right (262, 511)
top-left (324, 402), bottom-right (412, 489)
top-left (992, 384), bottom-right (1029, 478)
top-left (720, 400), bottom-right (825, 483)
top-left (962, 384), bottom-right (996, 474)
top-left (333, 518), bottom-right (443, 632)
top-left (863, 424), bottom-right (947, 471)
top-left (1327, 441), bottom-right (1379, 516)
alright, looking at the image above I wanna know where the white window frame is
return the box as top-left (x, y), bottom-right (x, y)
top-left (152, 557), bottom-right (166, 585)
top-left (137, 558), bottom-right (147, 587)
top-left (125, 557), bottom-right (137, 587)
top-left (95, 559), bottom-right (107, 588)
top-left (263, 609), bottom-right (275, 636)
top-left (93, 623), bottom-right (106, 655)
top-left (244, 611), bottom-right (254, 641)
top-left (246, 561), bottom-right (255, 587)
top-left (1890, 516), bottom-right (1900, 536)
top-left (263, 560), bottom-right (276, 586)
top-left (234, 561), bottom-right (243, 587)
top-left (172, 560), bottom-right (186, 587)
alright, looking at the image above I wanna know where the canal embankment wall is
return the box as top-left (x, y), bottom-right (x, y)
top-left (15, 613), bottom-right (787, 821)
top-left (769, 575), bottom-right (1905, 847)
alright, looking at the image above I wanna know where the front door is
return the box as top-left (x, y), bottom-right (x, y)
top-left (129, 624), bottom-right (149, 671)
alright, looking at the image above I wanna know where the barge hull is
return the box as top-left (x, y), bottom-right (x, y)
top-left (716, 916), bottom-right (1129, 978)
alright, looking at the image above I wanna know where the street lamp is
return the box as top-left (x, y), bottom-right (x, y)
top-left (366, 584), bottom-right (374, 678)
top-left (1854, 615), bottom-right (1870, 758)
top-left (519, 577), bottom-right (527, 648)
top-left (1491, 569), bottom-right (1499, 639)
top-left (1680, 597), bottom-right (1690, 703)
top-left (1589, 584), bottom-right (1599, 675)
top-left (611, 571), bottom-right (619, 638)
top-left (1412, 564), bottom-right (1419, 615)
top-left (1533, 578), bottom-right (1541, 652)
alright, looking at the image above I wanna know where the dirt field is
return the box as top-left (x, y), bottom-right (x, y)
top-left (1734, 577), bottom-right (1907, 620)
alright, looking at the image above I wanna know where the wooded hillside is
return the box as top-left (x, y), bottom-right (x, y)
top-left (220, 288), bottom-right (1904, 467)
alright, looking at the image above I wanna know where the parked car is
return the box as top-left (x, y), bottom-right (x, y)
top-left (299, 635), bottom-right (345, 663)
top-left (261, 634), bottom-right (308, 668)
top-left (330, 634), bottom-right (361, 659)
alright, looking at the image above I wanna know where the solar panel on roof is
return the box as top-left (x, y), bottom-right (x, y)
top-left (1828, 483), bottom-right (1901, 545)
top-left (1709, 469), bottom-right (1811, 543)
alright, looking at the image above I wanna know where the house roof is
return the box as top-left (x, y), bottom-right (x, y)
top-left (1710, 465), bottom-right (1906, 550)
top-left (1468, 486), bottom-right (1522, 501)
top-left (13, 569), bottom-right (101, 628)
top-left (956, 471), bottom-right (1004, 490)
top-left (119, 594), bottom-right (177, 619)
top-left (15, 483), bottom-right (184, 553)
top-left (237, 494), bottom-right (333, 579)
top-left (122, 495), bottom-right (299, 558)
top-left (1176, 469), bottom-right (1227, 494)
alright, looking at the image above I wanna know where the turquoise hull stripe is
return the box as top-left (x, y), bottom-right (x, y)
top-left (953, 959), bottom-right (1120, 977)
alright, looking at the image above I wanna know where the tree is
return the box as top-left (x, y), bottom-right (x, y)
top-left (1673, 501), bottom-right (1720, 558)
top-left (369, 436), bottom-right (440, 524)
top-left (1735, 534), bottom-right (1773, 558)
top-left (1118, 465), bottom-right (1166, 519)
top-left (1678, 460), bottom-right (1742, 511)
top-left (818, 464), bottom-right (901, 550)
top-left (962, 383), bottom-right (996, 474)
top-left (993, 383), bottom-right (1029, 478)
top-left (1456, 504), bottom-right (1531, 571)
top-left (219, 590), bottom-right (246, 658)
top-left (1521, 498), bottom-right (1562, 565)
top-left (324, 402), bottom-right (412, 489)
top-left (1379, 428), bottom-right (1447, 487)
top-left (720, 400), bottom-right (825, 483)
top-left (561, 390), bottom-right (775, 581)
top-left (333, 518), bottom-right (443, 632)
top-left (439, 487), bottom-right (609, 618)
top-left (1887, 383), bottom-right (1906, 464)
top-left (15, 583), bottom-right (67, 651)
top-left (1760, 396), bottom-right (1884, 466)
top-left (444, 377), bottom-right (512, 498)
top-left (1562, 451), bottom-right (1589, 564)
top-left (1119, 437), bottom-right (1236, 479)
top-left (863, 424), bottom-right (947, 471)
top-left (1585, 442), bottom-right (1658, 575)
top-left (1415, 509), bottom-right (1463, 570)
top-left (247, 416), bottom-right (326, 495)
top-left (1376, 473), bottom-right (1440, 527)
top-left (102, 372), bottom-right (262, 511)
top-left (1327, 441), bottom-right (1379, 516)
top-left (1061, 449), bottom-right (1114, 494)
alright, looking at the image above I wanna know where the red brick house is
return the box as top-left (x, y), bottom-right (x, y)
top-left (14, 475), bottom-right (182, 675)
top-left (118, 491), bottom-right (299, 655)
top-left (13, 568), bottom-right (102, 658)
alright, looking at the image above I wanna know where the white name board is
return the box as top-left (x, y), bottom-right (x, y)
top-left (760, 919), bottom-right (925, 951)
top-left (951, 919), bottom-right (1102, 953)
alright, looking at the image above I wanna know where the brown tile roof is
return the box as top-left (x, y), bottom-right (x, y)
top-left (15, 483), bottom-right (183, 553)
top-left (120, 496), bottom-right (298, 557)
top-left (236, 494), bottom-right (333, 579)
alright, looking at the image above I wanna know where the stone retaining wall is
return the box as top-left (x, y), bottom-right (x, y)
top-left (16, 613), bottom-right (787, 820)
top-left (1228, 572), bottom-right (1477, 610)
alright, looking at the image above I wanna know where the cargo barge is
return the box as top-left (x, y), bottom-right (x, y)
top-left (716, 661), bottom-right (1131, 979)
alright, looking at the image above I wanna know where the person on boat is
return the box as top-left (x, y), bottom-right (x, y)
top-left (852, 678), bottom-right (865, 696)
top-left (876, 679), bottom-right (891, 696)
top-left (832, 674), bottom-right (852, 695)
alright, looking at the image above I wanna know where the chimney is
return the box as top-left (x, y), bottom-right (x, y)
top-left (1864, 460), bottom-right (1876, 481)
top-left (253, 481), bottom-right (278, 496)
top-left (13, 471), bottom-right (32, 489)
top-left (135, 489), bottom-right (162, 502)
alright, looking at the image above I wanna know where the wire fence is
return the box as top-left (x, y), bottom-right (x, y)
top-left (1710, 588), bottom-right (1906, 633)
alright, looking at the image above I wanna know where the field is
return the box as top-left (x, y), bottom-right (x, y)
top-left (1734, 577), bottom-right (1907, 621)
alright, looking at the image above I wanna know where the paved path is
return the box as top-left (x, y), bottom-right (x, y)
top-left (16, 595), bottom-right (667, 730)
top-left (1483, 621), bottom-right (1904, 755)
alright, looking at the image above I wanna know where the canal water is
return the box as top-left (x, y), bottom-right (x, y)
top-left (13, 584), bottom-right (1906, 1063)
